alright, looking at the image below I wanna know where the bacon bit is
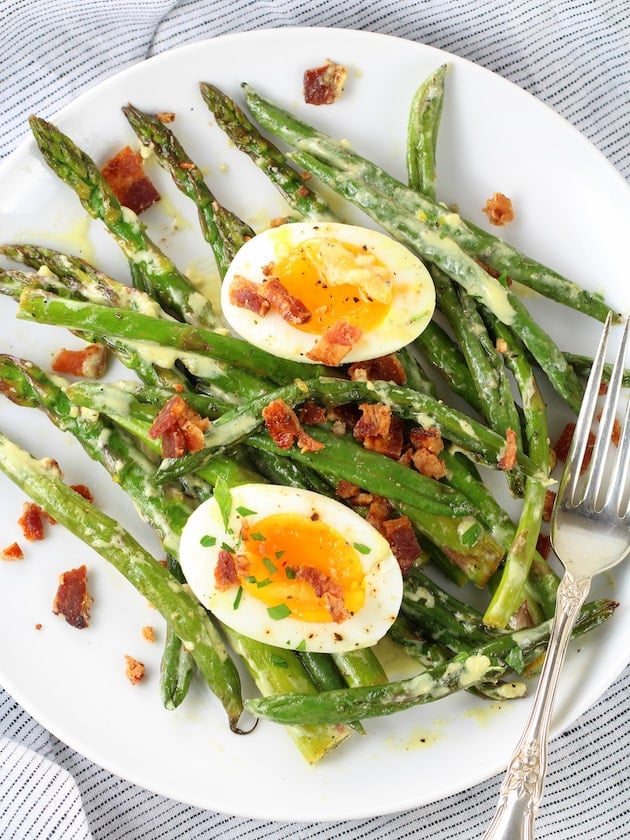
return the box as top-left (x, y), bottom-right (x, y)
top-left (148, 395), bottom-right (210, 458)
top-left (124, 655), bottom-right (145, 685)
top-left (52, 565), bottom-right (93, 629)
top-left (353, 403), bottom-right (404, 460)
top-left (554, 423), bottom-right (594, 473)
top-left (262, 262), bottom-right (275, 277)
top-left (348, 354), bottom-right (406, 385)
top-left (263, 278), bottom-right (311, 325)
top-left (596, 410), bottom-right (622, 447)
top-left (354, 492), bottom-right (374, 506)
top-left (542, 490), bottom-right (556, 523)
top-left (303, 59), bottom-right (348, 105)
top-left (71, 484), bottom-right (94, 503)
top-left (295, 566), bottom-right (350, 622)
top-left (229, 275), bottom-right (271, 317)
top-left (296, 185), bottom-right (310, 198)
top-left (336, 479), bottom-right (360, 500)
top-left (18, 502), bottom-right (52, 541)
top-left (262, 399), bottom-right (302, 449)
top-left (297, 429), bottom-right (325, 453)
top-left (477, 260), bottom-right (513, 286)
top-left (300, 171), bottom-right (312, 181)
top-left (411, 447), bottom-right (447, 480)
top-left (410, 426), bottom-right (444, 456)
top-left (498, 428), bottom-right (518, 471)
top-left (34, 623), bottom-right (43, 630)
top-left (398, 447), bottom-right (413, 467)
top-left (366, 496), bottom-right (395, 530)
top-left (482, 192), bottom-right (514, 226)
top-left (101, 145), bottom-right (160, 214)
top-left (299, 400), bottom-right (327, 426)
top-left (156, 111), bottom-right (175, 123)
top-left (380, 516), bottom-right (422, 576)
top-left (142, 625), bottom-right (155, 643)
top-left (535, 532), bottom-right (552, 560)
top-left (262, 398), bottom-right (324, 453)
top-left (215, 548), bottom-right (238, 590)
top-left (495, 338), bottom-right (509, 354)
top-left (1, 542), bottom-right (24, 561)
top-left (52, 343), bottom-right (108, 378)
top-left (180, 162), bottom-right (196, 170)
top-left (409, 426), bottom-right (446, 479)
top-left (306, 320), bottom-right (362, 365)
top-left (598, 381), bottom-right (609, 396)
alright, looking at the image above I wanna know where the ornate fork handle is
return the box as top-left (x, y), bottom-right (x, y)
top-left (483, 573), bottom-right (591, 840)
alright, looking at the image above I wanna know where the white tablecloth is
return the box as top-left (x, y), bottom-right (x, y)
top-left (1, 1), bottom-right (628, 838)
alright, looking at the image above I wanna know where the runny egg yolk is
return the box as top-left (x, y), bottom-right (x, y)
top-left (238, 512), bottom-right (366, 622)
top-left (272, 237), bottom-right (393, 335)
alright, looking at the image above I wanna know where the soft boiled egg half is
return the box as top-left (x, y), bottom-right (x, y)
top-left (178, 483), bottom-right (404, 653)
top-left (221, 221), bottom-right (435, 364)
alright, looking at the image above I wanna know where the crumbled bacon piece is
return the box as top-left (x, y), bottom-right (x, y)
top-left (299, 400), bottom-right (327, 426)
top-left (262, 399), bottom-right (324, 453)
top-left (156, 111), bottom-right (175, 123)
top-left (124, 655), bottom-right (145, 685)
top-left (142, 625), bottom-right (155, 643)
top-left (215, 548), bottom-right (238, 590)
top-left (52, 343), bottom-right (108, 378)
top-left (18, 502), bottom-right (54, 541)
top-left (70, 484), bottom-right (94, 503)
top-left (410, 426), bottom-right (446, 479)
top-left (365, 496), bottom-right (395, 530)
top-left (510, 601), bottom-right (535, 630)
top-left (336, 479), bottom-right (360, 500)
top-left (535, 533), bottom-right (552, 560)
top-left (148, 395), bottom-right (210, 458)
top-left (306, 320), bottom-right (362, 365)
top-left (295, 566), bottom-right (350, 622)
top-left (101, 145), bottom-right (160, 214)
top-left (52, 565), bottom-right (93, 629)
top-left (263, 278), bottom-right (311, 325)
top-left (348, 354), bottom-right (406, 385)
top-left (498, 428), bottom-right (518, 471)
top-left (2, 542), bottom-right (24, 561)
top-left (353, 403), bottom-right (404, 460)
top-left (229, 275), bottom-right (271, 317)
top-left (482, 192), bottom-right (514, 226)
top-left (495, 338), bottom-right (509, 354)
top-left (380, 516), bottom-right (422, 576)
top-left (554, 423), bottom-right (594, 473)
top-left (303, 59), bottom-right (348, 105)
top-left (542, 490), bottom-right (556, 522)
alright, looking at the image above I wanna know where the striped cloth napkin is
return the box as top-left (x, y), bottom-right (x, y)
top-left (1, 2), bottom-right (628, 839)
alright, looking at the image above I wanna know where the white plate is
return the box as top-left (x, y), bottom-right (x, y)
top-left (0, 28), bottom-right (628, 822)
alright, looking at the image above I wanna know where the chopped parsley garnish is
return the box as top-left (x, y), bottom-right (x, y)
top-left (275, 550), bottom-right (285, 560)
top-left (249, 532), bottom-right (266, 541)
top-left (263, 557), bottom-right (278, 574)
top-left (353, 542), bottom-right (371, 555)
top-left (233, 586), bottom-right (243, 610)
top-left (267, 603), bottom-right (291, 621)
top-left (221, 541), bottom-right (235, 553)
top-left (214, 477), bottom-right (232, 529)
top-left (200, 534), bottom-right (216, 547)
top-left (256, 578), bottom-right (272, 588)
top-left (285, 566), bottom-right (296, 580)
top-left (270, 654), bottom-right (289, 669)
top-left (236, 505), bottom-right (257, 517)
top-left (295, 639), bottom-right (307, 651)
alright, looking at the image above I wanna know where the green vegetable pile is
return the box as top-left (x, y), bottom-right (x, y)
top-left (0, 65), bottom-right (622, 764)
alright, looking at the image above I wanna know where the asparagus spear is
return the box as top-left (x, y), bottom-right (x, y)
top-left (199, 83), bottom-right (339, 223)
top-left (406, 63), bottom-right (447, 199)
top-left (244, 597), bottom-right (617, 725)
top-left (0, 429), bottom-right (244, 729)
top-left (122, 103), bottom-right (255, 277)
top-left (28, 116), bottom-right (224, 330)
top-left (242, 84), bottom-right (616, 324)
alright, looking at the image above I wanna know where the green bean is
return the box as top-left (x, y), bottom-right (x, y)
top-left (406, 64), bottom-right (447, 198)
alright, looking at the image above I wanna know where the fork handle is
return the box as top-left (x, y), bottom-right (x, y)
top-left (482, 573), bottom-right (591, 840)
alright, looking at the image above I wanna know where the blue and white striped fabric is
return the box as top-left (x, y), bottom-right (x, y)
top-left (1, 2), bottom-right (629, 838)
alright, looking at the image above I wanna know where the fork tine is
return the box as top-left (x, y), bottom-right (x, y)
top-left (604, 318), bottom-right (630, 515)
top-left (564, 313), bottom-right (613, 502)
top-left (582, 315), bottom-right (630, 508)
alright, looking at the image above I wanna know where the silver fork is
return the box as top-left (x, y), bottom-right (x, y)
top-left (483, 313), bottom-right (630, 840)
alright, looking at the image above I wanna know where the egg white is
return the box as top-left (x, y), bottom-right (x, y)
top-left (221, 222), bottom-right (435, 364)
top-left (178, 483), bottom-right (404, 653)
